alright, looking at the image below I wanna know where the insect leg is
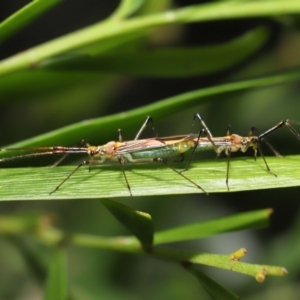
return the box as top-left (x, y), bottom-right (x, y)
top-left (134, 116), bottom-right (158, 140)
top-left (126, 156), bottom-right (207, 194)
top-left (49, 158), bottom-right (103, 195)
top-left (116, 155), bottom-right (132, 196)
top-left (182, 113), bottom-right (217, 172)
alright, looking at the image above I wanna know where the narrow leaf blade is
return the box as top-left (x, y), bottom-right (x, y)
top-left (0, 0), bottom-right (62, 44)
top-left (45, 27), bottom-right (268, 77)
top-left (2, 69), bottom-right (300, 147)
top-left (44, 249), bottom-right (68, 300)
top-left (154, 209), bottom-right (272, 245)
top-left (186, 266), bottom-right (239, 300)
top-left (100, 198), bottom-right (154, 249)
top-left (0, 155), bottom-right (299, 199)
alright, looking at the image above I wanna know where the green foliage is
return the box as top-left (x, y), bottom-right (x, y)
top-left (100, 199), bottom-right (154, 249)
top-left (0, 206), bottom-right (286, 300)
top-left (0, 155), bottom-right (300, 199)
top-left (44, 249), bottom-right (68, 300)
top-left (0, 0), bottom-right (62, 44)
top-left (0, 0), bottom-right (299, 299)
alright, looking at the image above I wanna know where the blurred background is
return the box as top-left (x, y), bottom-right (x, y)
top-left (0, 0), bottom-right (300, 299)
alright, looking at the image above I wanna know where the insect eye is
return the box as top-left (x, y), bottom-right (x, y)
top-left (90, 150), bottom-right (95, 156)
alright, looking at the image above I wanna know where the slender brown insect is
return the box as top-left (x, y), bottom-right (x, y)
top-left (1, 114), bottom-right (299, 195)
top-left (183, 114), bottom-right (300, 190)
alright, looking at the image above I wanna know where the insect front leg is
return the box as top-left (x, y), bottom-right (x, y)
top-left (50, 157), bottom-right (104, 195)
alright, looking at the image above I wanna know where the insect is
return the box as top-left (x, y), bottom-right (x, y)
top-left (183, 114), bottom-right (300, 190)
top-left (0, 114), bottom-right (299, 196)
top-left (0, 116), bottom-right (207, 196)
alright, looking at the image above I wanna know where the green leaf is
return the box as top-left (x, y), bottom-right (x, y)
top-left (0, 155), bottom-right (299, 200)
top-left (0, 0), bottom-right (62, 44)
top-left (0, 210), bottom-right (286, 283)
top-left (44, 249), bottom-right (68, 300)
top-left (2, 68), bottom-right (300, 147)
top-left (100, 199), bottom-right (153, 249)
top-left (186, 266), bottom-right (239, 300)
top-left (42, 27), bottom-right (269, 77)
top-left (154, 209), bottom-right (272, 245)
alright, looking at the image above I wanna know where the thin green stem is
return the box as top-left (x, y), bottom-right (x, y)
top-left (0, 1), bottom-right (300, 76)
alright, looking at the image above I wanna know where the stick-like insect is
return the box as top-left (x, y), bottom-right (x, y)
top-left (1, 114), bottom-right (300, 195)
top-left (0, 116), bottom-right (207, 196)
top-left (182, 114), bottom-right (300, 189)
